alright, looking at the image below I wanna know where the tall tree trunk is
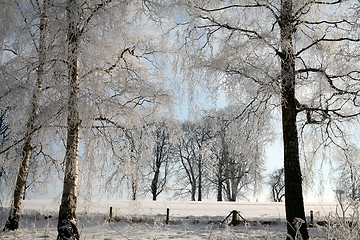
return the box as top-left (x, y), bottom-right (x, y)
top-left (230, 178), bottom-right (236, 202)
top-left (191, 180), bottom-right (196, 201)
top-left (197, 156), bottom-right (202, 201)
top-left (132, 185), bottom-right (136, 200)
top-left (217, 134), bottom-right (227, 202)
top-left (151, 147), bottom-right (162, 201)
top-left (216, 167), bottom-right (222, 201)
top-left (349, 165), bottom-right (356, 200)
top-left (3, 1), bottom-right (48, 231)
top-left (4, 138), bottom-right (33, 231)
top-left (225, 179), bottom-right (231, 201)
top-left (280, 1), bottom-right (309, 239)
top-left (151, 166), bottom-right (160, 201)
top-left (57, 1), bottom-right (80, 239)
top-left (131, 176), bottom-right (138, 201)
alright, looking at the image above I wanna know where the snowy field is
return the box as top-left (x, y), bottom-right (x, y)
top-left (0, 200), bottom-right (341, 239)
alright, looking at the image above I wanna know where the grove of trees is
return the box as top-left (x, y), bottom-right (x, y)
top-left (1, 0), bottom-right (359, 239)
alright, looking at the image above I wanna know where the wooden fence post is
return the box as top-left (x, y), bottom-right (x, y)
top-left (231, 210), bottom-right (241, 226)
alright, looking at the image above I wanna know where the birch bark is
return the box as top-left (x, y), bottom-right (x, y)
top-left (57, 0), bottom-right (81, 239)
top-left (3, 0), bottom-right (49, 231)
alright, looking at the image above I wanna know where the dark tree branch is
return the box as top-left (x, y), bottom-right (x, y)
top-left (296, 68), bottom-right (360, 96)
top-left (295, 0), bottom-right (344, 19)
top-left (302, 19), bottom-right (354, 26)
top-left (296, 35), bottom-right (359, 57)
top-left (94, 117), bottom-right (125, 130)
top-left (195, 15), bottom-right (281, 56)
top-left (193, 1), bottom-right (279, 20)
top-left (313, 0), bottom-right (343, 5)
top-left (296, 34), bottom-right (326, 56)
top-left (80, 0), bottom-right (113, 36)
top-left (2, 48), bottom-right (18, 56)
top-left (81, 47), bottom-right (135, 78)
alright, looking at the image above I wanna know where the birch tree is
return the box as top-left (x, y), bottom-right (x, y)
top-left (56, 1), bottom-right (81, 238)
top-left (176, 0), bottom-right (360, 239)
top-left (56, 1), bottom-right (170, 238)
top-left (1, 0), bottom-right (53, 231)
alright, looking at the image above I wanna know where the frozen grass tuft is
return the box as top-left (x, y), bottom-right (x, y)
top-left (310, 201), bottom-right (360, 240)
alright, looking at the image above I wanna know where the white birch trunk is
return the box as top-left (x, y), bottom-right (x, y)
top-left (57, 1), bottom-right (80, 239)
top-left (4, 0), bottom-right (49, 231)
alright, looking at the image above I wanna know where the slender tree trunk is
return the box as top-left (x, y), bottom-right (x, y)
top-left (3, 138), bottom-right (32, 231)
top-left (3, 1), bottom-right (48, 231)
top-left (197, 156), bottom-right (202, 201)
top-left (217, 167), bottom-right (222, 201)
top-left (225, 180), bottom-right (231, 201)
top-left (350, 165), bottom-right (356, 200)
top-left (191, 180), bottom-right (196, 201)
top-left (216, 181), bottom-right (222, 201)
top-left (230, 177), bottom-right (238, 202)
top-left (280, 1), bottom-right (309, 239)
top-left (151, 166), bottom-right (160, 201)
top-left (132, 177), bottom-right (137, 201)
top-left (230, 192), bottom-right (236, 202)
top-left (217, 134), bottom-right (227, 202)
top-left (151, 148), bottom-right (162, 201)
top-left (57, 1), bottom-right (80, 239)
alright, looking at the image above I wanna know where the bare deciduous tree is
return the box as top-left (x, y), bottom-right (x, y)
top-left (335, 145), bottom-right (360, 202)
top-left (269, 168), bottom-right (285, 202)
top-left (174, 120), bottom-right (211, 201)
top-left (175, 121), bottom-right (200, 201)
top-left (175, 1), bottom-right (360, 238)
top-left (148, 118), bottom-right (180, 201)
top-left (207, 106), bottom-right (267, 202)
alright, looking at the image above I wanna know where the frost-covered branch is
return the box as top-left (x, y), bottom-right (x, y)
top-left (195, 15), bottom-right (280, 55)
top-left (193, 1), bottom-right (279, 19)
top-left (296, 68), bottom-right (360, 96)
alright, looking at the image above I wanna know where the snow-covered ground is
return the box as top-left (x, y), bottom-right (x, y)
top-left (0, 200), bottom-right (341, 239)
